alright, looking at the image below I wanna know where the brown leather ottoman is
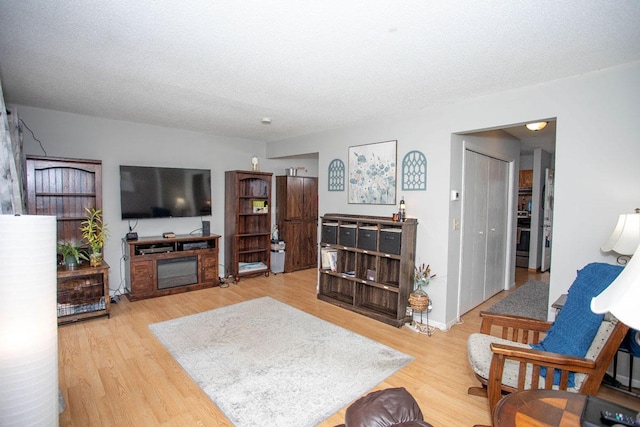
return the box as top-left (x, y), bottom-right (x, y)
top-left (335, 387), bottom-right (433, 427)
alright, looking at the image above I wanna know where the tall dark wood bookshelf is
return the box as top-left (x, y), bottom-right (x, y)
top-left (224, 170), bottom-right (273, 281)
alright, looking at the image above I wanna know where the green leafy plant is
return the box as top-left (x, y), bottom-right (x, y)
top-left (57, 241), bottom-right (88, 266)
top-left (80, 208), bottom-right (109, 255)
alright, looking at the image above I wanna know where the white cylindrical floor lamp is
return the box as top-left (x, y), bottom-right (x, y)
top-left (0, 215), bottom-right (58, 426)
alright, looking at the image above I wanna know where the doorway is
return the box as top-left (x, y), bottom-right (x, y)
top-left (449, 121), bottom-right (556, 318)
top-left (509, 121), bottom-right (556, 273)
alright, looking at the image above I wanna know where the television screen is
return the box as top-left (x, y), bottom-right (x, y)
top-left (119, 165), bottom-right (212, 219)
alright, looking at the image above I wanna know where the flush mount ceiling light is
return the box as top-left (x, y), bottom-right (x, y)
top-left (261, 117), bottom-right (272, 125)
top-left (525, 121), bottom-right (548, 131)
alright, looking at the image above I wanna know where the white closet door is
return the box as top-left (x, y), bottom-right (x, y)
top-left (485, 155), bottom-right (509, 298)
top-left (460, 150), bottom-right (488, 314)
top-left (460, 150), bottom-right (509, 314)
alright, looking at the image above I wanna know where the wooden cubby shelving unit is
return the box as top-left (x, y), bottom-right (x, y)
top-left (318, 213), bottom-right (417, 327)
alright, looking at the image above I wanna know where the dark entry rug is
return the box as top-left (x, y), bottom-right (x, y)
top-left (485, 280), bottom-right (549, 320)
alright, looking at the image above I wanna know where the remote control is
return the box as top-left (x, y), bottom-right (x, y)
top-left (601, 409), bottom-right (639, 427)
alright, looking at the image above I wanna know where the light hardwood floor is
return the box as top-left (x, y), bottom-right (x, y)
top-left (58, 268), bottom-right (639, 426)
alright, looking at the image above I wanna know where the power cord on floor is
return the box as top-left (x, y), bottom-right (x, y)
top-left (219, 277), bottom-right (230, 288)
top-left (219, 275), bottom-right (237, 288)
top-left (218, 264), bottom-right (238, 288)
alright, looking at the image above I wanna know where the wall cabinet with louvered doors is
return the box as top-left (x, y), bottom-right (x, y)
top-left (26, 155), bottom-right (102, 245)
top-left (225, 170), bottom-right (273, 281)
top-left (318, 214), bottom-right (417, 327)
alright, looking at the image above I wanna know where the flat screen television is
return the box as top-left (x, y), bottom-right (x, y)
top-left (119, 165), bottom-right (212, 219)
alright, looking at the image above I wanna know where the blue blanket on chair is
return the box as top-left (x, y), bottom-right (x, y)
top-left (531, 262), bottom-right (623, 387)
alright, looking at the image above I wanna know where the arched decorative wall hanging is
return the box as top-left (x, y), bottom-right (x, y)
top-left (402, 150), bottom-right (427, 191)
top-left (328, 158), bottom-right (345, 191)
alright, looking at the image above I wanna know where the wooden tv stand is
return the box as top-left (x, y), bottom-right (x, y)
top-left (124, 233), bottom-right (220, 301)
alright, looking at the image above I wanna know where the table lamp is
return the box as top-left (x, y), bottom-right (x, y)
top-left (590, 210), bottom-right (640, 426)
top-left (591, 242), bottom-right (640, 330)
top-left (0, 215), bottom-right (59, 426)
top-left (600, 209), bottom-right (640, 264)
top-left (592, 209), bottom-right (640, 329)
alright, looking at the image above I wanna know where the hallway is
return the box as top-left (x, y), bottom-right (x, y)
top-left (515, 267), bottom-right (549, 287)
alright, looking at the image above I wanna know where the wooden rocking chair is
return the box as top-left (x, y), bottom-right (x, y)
top-left (467, 310), bottom-right (628, 412)
top-left (467, 263), bottom-right (629, 415)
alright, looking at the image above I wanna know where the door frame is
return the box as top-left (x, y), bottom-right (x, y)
top-left (541, 168), bottom-right (554, 272)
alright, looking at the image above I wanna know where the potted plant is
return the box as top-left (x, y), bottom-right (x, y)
top-left (409, 263), bottom-right (436, 313)
top-left (409, 263), bottom-right (437, 335)
top-left (57, 241), bottom-right (88, 269)
top-left (80, 207), bottom-right (109, 267)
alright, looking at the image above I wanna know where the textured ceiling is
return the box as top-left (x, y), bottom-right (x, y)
top-left (1, 1), bottom-right (639, 143)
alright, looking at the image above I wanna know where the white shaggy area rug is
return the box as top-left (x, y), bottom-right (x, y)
top-left (149, 297), bottom-right (413, 427)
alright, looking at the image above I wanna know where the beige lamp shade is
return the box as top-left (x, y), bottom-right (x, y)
top-left (601, 212), bottom-right (640, 255)
top-left (591, 243), bottom-right (640, 330)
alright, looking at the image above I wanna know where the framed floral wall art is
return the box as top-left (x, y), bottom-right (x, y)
top-left (348, 140), bottom-right (397, 204)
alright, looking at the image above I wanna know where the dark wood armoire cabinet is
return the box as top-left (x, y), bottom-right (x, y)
top-left (276, 175), bottom-right (318, 272)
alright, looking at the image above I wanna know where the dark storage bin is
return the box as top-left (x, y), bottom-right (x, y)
top-left (357, 226), bottom-right (378, 251)
top-left (379, 228), bottom-right (402, 255)
top-left (321, 222), bottom-right (338, 244)
top-left (339, 224), bottom-right (357, 247)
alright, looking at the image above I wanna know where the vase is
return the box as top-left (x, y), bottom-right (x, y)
top-left (409, 279), bottom-right (429, 312)
top-left (409, 279), bottom-right (433, 336)
top-left (415, 278), bottom-right (429, 290)
top-left (64, 255), bottom-right (78, 269)
top-left (89, 253), bottom-right (102, 267)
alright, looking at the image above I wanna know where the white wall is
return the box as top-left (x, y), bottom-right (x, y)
top-left (267, 61), bottom-right (640, 328)
top-left (16, 106), bottom-right (318, 293)
top-left (15, 61), bottom-right (640, 329)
